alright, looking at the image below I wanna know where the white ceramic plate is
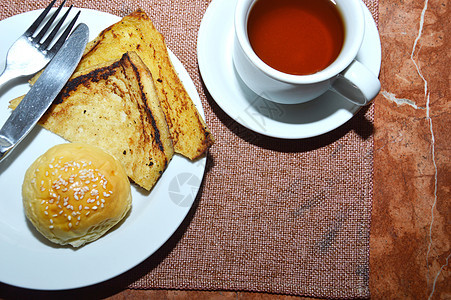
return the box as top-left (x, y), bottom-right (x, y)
top-left (0, 8), bottom-right (206, 290)
top-left (197, 0), bottom-right (381, 139)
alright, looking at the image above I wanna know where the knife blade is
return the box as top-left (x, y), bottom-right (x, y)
top-left (0, 23), bottom-right (89, 164)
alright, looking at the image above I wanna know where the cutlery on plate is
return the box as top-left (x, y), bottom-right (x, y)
top-left (0, 0), bottom-right (80, 89)
top-left (0, 23), bottom-right (89, 164)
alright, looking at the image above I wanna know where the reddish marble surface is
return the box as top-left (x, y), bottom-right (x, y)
top-left (371, 0), bottom-right (450, 298)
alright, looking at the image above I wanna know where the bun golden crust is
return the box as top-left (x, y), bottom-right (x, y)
top-left (22, 143), bottom-right (132, 247)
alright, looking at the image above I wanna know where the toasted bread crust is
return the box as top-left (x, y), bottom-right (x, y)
top-left (76, 9), bottom-right (214, 160)
top-left (37, 52), bottom-right (173, 191)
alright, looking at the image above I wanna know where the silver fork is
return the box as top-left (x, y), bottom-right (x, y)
top-left (0, 0), bottom-right (80, 89)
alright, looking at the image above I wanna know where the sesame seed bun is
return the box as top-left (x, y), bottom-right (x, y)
top-left (22, 143), bottom-right (132, 247)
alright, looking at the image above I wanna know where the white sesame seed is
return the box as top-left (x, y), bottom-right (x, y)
top-left (49, 225), bottom-right (54, 229)
top-left (44, 211), bottom-right (48, 215)
top-left (50, 219), bottom-right (53, 224)
top-left (92, 206), bottom-right (98, 210)
top-left (68, 222), bottom-right (72, 228)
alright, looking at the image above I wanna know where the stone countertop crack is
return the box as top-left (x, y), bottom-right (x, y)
top-left (407, 0), bottom-right (447, 297)
top-left (380, 90), bottom-right (425, 109)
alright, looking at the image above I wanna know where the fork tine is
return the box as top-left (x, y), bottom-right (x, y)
top-left (39, 4), bottom-right (72, 50)
top-left (48, 10), bottom-right (81, 55)
top-left (34, 0), bottom-right (67, 42)
top-left (23, 0), bottom-right (58, 37)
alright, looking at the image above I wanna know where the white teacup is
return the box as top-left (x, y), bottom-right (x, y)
top-left (233, 0), bottom-right (381, 106)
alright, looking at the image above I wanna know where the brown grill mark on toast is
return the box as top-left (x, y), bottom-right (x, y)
top-left (74, 9), bottom-right (214, 160)
top-left (37, 52), bottom-right (173, 191)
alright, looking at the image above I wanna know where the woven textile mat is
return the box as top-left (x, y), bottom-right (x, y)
top-left (0, 0), bottom-right (378, 298)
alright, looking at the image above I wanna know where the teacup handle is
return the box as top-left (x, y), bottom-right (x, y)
top-left (331, 60), bottom-right (381, 106)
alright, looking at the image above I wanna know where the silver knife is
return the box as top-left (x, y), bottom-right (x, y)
top-left (0, 23), bottom-right (89, 164)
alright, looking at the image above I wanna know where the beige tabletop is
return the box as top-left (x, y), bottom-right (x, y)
top-left (0, 0), bottom-right (449, 299)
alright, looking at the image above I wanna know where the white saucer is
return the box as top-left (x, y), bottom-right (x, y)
top-left (197, 0), bottom-right (381, 139)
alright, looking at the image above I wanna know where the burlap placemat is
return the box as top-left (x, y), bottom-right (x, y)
top-left (0, 0), bottom-right (378, 298)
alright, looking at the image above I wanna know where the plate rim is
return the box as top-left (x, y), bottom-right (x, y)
top-left (0, 7), bottom-right (206, 290)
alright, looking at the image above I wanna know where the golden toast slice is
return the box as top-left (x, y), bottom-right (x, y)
top-left (74, 9), bottom-right (214, 160)
top-left (21, 52), bottom-right (174, 191)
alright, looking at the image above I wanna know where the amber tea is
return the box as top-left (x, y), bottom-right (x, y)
top-left (247, 0), bottom-right (345, 75)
